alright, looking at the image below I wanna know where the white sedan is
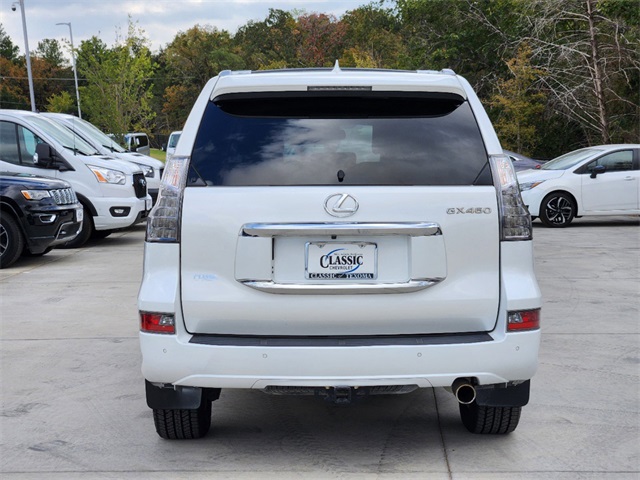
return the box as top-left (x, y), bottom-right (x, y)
top-left (517, 144), bottom-right (639, 227)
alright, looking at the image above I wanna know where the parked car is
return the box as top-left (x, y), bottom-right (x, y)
top-left (0, 172), bottom-right (82, 268)
top-left (504, 149), bottom-right (544, 171)
top-left (139, 66), bottom-right (541, 439)
top-left (165, 130), bottom-right (181, 162)
top-left (42, 114), bottom-right (164, 203)
top-left (0, 110), bottom-right (152, 248)
top-left (518, 144), bottom-right (640, 227)
top-left (124, 132), bottom-right (151, 156)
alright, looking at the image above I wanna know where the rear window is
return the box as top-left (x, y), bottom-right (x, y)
top-left (188, 92), bottom-right (491, 186)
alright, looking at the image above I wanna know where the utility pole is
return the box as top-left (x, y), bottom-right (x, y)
top-left (12, 0), bottom-right (36, 112)
top-left (56, 22), bottom-right (82, 118)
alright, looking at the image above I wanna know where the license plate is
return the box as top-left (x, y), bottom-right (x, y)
top-left (306, 242), bottom-right (377, 280)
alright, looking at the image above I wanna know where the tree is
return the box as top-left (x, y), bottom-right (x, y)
top-left (0, 57), bottom-right (28, 109)
top-left (77, 19), bottom-right (156, 141)
top-left (1, 30), bottom-right (73, 111)
top-left (161, 25), bottom-right (244, 129)
top-left (29, 39), bottom-right (74, 111)
top-left (0, 23), bottom-right (19, 61)
top-left (341, 3), bottom-right (408, 68)
top-left (34, 39), bottom-right (65, 67)
top-left (235, 9), bottom-right (298, 69)
top-left (164, 25), bottom-right (244, 89)
top-left (395, 0), bottom-right (527, 95)
top-left (46, 90), bottom-right (75, 113)
top-left (522, 0), bottom-right (640, 144)
top-left (490, 44), bottom-right (546, 155)
top-left (294, 13), bottom-right (347, 67)
top-left (161, 84), bottom-right (194, 131)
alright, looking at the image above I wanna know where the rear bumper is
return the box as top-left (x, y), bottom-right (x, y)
top-left (140, 328), bottom-right (540, 390)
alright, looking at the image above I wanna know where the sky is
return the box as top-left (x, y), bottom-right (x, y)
top-left (1, 0), bottom-right (370, 59)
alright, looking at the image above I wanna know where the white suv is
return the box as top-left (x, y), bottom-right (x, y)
top-left (138, 66), bottom-right (541, 439)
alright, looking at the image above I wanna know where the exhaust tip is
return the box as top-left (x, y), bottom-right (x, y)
top-left (452, 378), bottom-right (476, 405)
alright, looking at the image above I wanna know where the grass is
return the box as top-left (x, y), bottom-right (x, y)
top-left (149, 148), bottom-right (166, 162)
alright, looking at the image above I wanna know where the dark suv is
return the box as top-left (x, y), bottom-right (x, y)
top-left (0, 172), bottom-right (83, 268)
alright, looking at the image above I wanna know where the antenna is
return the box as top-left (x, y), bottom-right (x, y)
top-left (332, 60), bottom-right (341, 73)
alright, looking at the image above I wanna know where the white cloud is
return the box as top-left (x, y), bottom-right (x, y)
top-left (1, 0), bottom-right (367, 58)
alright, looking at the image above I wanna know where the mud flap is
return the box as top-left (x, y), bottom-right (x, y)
top-left (474, 380), bottom-right (530, 407)
top-left (145, 380), bottom-right (220, 409)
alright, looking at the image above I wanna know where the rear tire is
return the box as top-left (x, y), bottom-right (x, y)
top-left (0, 214), bottom-right (24, 268)
top-left (152, 401), bottom-right (212, 439)
top-left (540, 192), bottom-right (575, 227)
top-left (459, 402), bottom-right (521, 434)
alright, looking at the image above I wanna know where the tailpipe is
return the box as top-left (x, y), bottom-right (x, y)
top-left (452, 378), bottom-right (476, 405)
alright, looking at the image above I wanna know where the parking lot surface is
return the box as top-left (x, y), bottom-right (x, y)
top-left (1, 217), bottom-right (639, 479)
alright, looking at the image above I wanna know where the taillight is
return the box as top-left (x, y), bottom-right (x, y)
top-left (490, 154), bottom-right (532, 241)
top-left (507, 309), bottom-right (540, 332)
top-left (146, 155), bottom-right (189, 243)
top-left (140, 312), bottom-right (175, 334)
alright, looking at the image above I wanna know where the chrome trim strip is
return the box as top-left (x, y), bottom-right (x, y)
top-left (240, 278), bottom-right (445, 295)
top-left (242, 222), bottom-right (442, 238)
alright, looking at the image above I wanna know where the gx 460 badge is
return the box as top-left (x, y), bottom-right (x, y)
top-left (447, 207), bottom-right (492, 214)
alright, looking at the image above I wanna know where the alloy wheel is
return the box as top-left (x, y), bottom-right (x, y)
top-left (545, 195), bottom-right (574, 225)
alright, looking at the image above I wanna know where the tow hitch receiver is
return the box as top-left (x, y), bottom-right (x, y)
top-left (262, 385), bottom-right (418, 404)
top-left (325, 387), bottom-right (357, 405)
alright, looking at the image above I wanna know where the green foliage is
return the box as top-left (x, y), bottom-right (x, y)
top-left (235, 9), bottom-right (298, 69)
top-left (164, 25), bottom-right (244, 88)
top-left (2, 3), bottom-right (638, 156)
top-left (77, 19), bottom-right (156, 140)
top-left (1, 25), bottom-right (74, 111)
top-left (159, 25), bottom-right (244, 130)
top-left (162, 84), bottom-right (197, 132)
top-left (34, 39), bottom-right (65, 67)
top-left (341, 3), bottom-right (408, 68)
top-left (0, 23), bottom-right (19, 61)
top-left (490, 44), bottom-right (546, 156)
top-left (45, 90), bottom-right (76, 114)
top-left (396, 0), bottom-right (528, 95)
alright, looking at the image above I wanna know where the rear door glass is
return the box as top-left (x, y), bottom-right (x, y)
top-left (189, 92), bottom-right (490, 186)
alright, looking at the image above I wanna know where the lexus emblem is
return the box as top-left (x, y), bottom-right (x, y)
top-left (324, 193), bottom-right (359, 218)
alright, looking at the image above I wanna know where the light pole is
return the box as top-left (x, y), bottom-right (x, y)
top-left (56, 22), bottom-right (81, 118)
top-left (12, 0), bottom-right (36, 112)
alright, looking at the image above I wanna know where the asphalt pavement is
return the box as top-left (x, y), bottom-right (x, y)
top-left (1, 216), bottom-right (639, 479)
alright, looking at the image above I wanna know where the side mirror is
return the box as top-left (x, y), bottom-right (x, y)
top-left (590, 165), bottom-right (606, 179)
top-left (34, 143), bottom-right (55, 168)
